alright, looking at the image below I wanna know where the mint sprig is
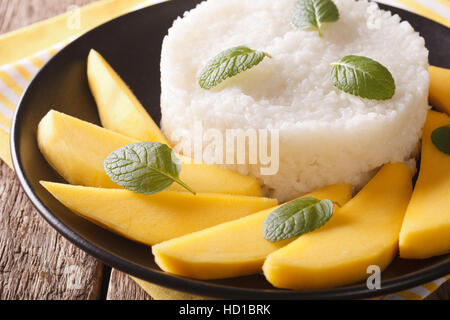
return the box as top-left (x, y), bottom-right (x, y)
top-left (198, 46), bottom-right (271, 90)
top-left (431, 125), bottom-right (450, 156)
top-left (264, 197), bottom-right (334, 242)
top-left (292, 0), bottom-right (340, 36)
top-left (104, 142), bottom-right (196, 195)
top-left (331, 55), bottom-right (396, 100)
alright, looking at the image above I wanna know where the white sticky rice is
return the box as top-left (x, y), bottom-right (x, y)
top-left (160, 0), bottom-right (429, 201)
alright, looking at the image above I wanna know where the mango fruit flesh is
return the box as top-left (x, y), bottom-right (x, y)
top-left (41, 181), bottom-right (277, 245)
top-left (86, 51), bottom-right (262, 196)
top-left (263, 163), bottom-right (413, 290)
top-left (87, 49), bottom-right (170, 144)
top-left (37, 110), bottom-right (263, 196)
top-left (152, 184), bottom-right (352, 280)
top-left (399, 111), bottom-right (450, 259)
top-left (38, 110), bottom-right (134, 188)
top-left (429, 66), bottom-right (450, 115)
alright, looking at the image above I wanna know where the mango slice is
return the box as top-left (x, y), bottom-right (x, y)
top-left (429, 66), bottom-right (450, 115)
top-left (87, 49), bottom-right (170, 144)
top-left (399, 111), bottom-right (450, 259)
top-left (152, 184), bottom-right (352, 280)
top-left (263, 163), bottom-right (412, 290)
top-left (41, 181), bottom-right (277, 245)
top-left (37, 110), bottom-right (263, 196)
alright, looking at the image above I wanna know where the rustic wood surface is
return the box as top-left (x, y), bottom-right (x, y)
top-left (0, 0), bottom-right (140, 301)
top-left (0, 0), bottom-right (447, 300)
top-left (0, 163), bottom-right (104, 299)
top-left (0, 0), bottom-right (96, 31)
top-left (107, 270), bottom-right (151, 300)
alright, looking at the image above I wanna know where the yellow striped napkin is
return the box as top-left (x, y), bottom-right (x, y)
top-left (0, 0), bottom-right (448, 300)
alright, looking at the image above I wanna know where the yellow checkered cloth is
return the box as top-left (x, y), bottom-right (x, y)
top-left (0, 0), bottom-right (448, 300)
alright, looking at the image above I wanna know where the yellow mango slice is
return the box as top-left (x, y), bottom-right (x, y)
top-left (429, 66), bottom-right (450, 115)
top-left (263, 163), bottom-right (412, 290)
top-left (41, 181), bottom-right (277, 245)
top-left (152, 184), bottom-right (352, 280)
top-left (87, 49), bottom-right (170, 144)
top-left (37, 110), bottom-right (263, 196)
top-left (38, 110), bottom-right (135, 188)
top-left (399, 111), bottom-right (450, 259)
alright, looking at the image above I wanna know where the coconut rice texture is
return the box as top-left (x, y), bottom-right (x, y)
top-left (160, 0), bottom-right (429, 202)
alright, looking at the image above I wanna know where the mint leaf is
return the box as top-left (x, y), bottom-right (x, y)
top-left (331, 55), bottom-right (396, 100)
top-left (264, 197), bottom-right (334, 242)
top-left (431, 125), bottom-right (450, 156)
top-left (104, 142), bottom-right (196, 195)
top-left (199, 46), bottom-right (271, 90)
top-left (292, 0), bottom-right (339, 36)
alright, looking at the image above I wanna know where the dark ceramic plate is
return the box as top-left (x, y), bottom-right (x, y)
top-left (10, 0), bottom-right (450, 299)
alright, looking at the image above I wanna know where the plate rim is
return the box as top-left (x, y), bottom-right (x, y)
top-left (10, 0), bottom-right (450, 300)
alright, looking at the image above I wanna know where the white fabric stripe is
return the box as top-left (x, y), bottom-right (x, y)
top-left (51, 42), bottom-right (66, 52)
top-left (17, 59), bottom-right (40, 77)
top-left (0, 122), bottom-right (9, 134)
top-left (376, 0), bottom-right (410, 10)
top-left (414, 0), bottom-right (450, 20)
top-left (0, 102), bottom-right (13, 119)
top-left (35, 50), bottom-right (52, 64)
top-left (384, 276), bottom-right (448, 300)
top-left (433, 277), bottom-right (448, 287)
top-left (1, 64), bottom-right (28, 89)
top-left (0, 80), bottom-right (20, 106)
top-left (132, 0), bottom-right (164, 11)
top-left (408, 285), bottom-right (431, 298)
top-left (67, 35), bottom-right (79, 43)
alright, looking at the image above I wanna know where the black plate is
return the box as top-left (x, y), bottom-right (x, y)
top-left (10, 0), bottom-right (450, 299)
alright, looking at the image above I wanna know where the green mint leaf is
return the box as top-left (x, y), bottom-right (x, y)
top-left (292, 0), bottom-right (339, 36)
top-left (331, 55), bottom-right (396, 100)
top-left (104, 142), bottom-right (196, 195)
top-left (264, 197), bottom-right (334, 242)
top-left (199, 46), bottom-right (271, 90)
top-left (431, 125), bottom-right (450, 156)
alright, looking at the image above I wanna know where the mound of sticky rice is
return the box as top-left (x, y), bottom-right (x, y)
top-left (160, 0), bottom-right (429, 201)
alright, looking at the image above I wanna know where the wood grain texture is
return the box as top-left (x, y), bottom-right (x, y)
top-left (0, 0), bottom-right (104, 300)
top-left (107, 269), bottom-right (152, 300)
top-left (0, 164), bottom-right (103, 299)
top-left (0, 0), bottom-right (96, 34)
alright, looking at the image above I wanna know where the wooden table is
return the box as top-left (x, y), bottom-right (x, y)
top-left (0, 0), bottom-right (448, 300)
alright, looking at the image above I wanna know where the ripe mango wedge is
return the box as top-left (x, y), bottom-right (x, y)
top-left (263, 163), bottom-right (413, 290)
top-left (399, 111), bottom-right (450, 259)
top-left (41, 181), bottom-right (277, 245)
top-left (87, 49), bottom-right (170, 144)
top-left (152, 184), bottom-right (352, 280)
top-left (87, 50), bottom-right (262, 194)
top-left (429, 66), bottom-right (450, 115)
top-left (37, 110), bottom-right (263, 196)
